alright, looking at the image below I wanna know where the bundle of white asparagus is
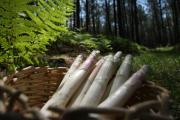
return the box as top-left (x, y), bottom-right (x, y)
top-left (41, 50), bottom-right (149, 117)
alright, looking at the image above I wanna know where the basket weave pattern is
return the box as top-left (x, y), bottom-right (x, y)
top-left (3, 66), bottom-right (173, 120)
top-left (4, 66), bottom-right (67, 108)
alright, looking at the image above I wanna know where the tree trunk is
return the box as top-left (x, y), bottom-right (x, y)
top-left (95, 0), bottom-right (100, 34)
top-left (91, 0), bottom-right (96, 34)
top-left (85, 0), bottom-right (90, 31)
top-left (113, 0), bottom-right (117, 36)
top-left (148, 0), bottom-right (162, 46)
top-left (171, 0), bottom-right (179, 44)
top-left (129, 0), bottom-right (135, 41)
top-left (105, 0), bottom-right (112, 35)
top-left (117, 0), bottom-right (125, 37)
top-left (134, 0), bottom-right (140, 43)
top-left (122, 0), bottom-right (128, 37)
top-left (73, 11), bottom-right (76, 29)
top-left (76, 0), bottom-right (80, 28)
top-left (159, 0), bottom-right (167, 45)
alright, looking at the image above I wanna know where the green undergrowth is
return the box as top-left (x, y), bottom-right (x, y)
top-left (49, 32), bottom-right (112, 53)
top-left (48, 32), bottom-right (148, 54)
top-left (132, 49), bottom-right (180, 119)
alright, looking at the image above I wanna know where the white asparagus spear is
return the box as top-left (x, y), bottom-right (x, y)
top-left (100, 78), bottom-right (114, 102)
top-left (80, 55), bottom-right (115, 106)
top-left (66, 58), bottom-right (101, 107)
top-left (66, 76), bottom-right (89, 108)
top-left (98, 65), bottom-right (149, 108)
top-left (66, 58), bottom-right (103, 108)
top-left (41, 50), bottom-right (99, 115)
top-left (109, 54), bottom-right (132, 95)
top-left (113, 51), bottom-right (122, 63)
top-left (72, 58), bottom-right (105, 107)
top-left (57, 54), bottom-right (83, 91)
top-left (100, 51), bottom-right (122, 101)
top-left (112, 51), bottom-right (122, 74)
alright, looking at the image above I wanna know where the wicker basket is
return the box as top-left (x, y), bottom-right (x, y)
top-left (3, 66), bottom-right (173, 120)
top-left (3, 66), bottom-right (67, 108)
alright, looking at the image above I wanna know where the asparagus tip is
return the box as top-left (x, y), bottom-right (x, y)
top-left (125, 54), bottom-right (132, 59)
top-left (141, 65), bottom-right (149, 74)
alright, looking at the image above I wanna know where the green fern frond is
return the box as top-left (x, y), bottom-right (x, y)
top-left (0, 0), bottom-right (74, 71)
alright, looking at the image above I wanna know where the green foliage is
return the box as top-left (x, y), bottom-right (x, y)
top-left (77, 34), bottom-right (112, 52)
top-left (49, 32), bottom-right (150, 54)
top-left (0, 0), bottom-right (73, 71)
top-left (172, 43), bottom-right (180, 53)
top-left (132, 50), bottom-right (180, 118)
top-left (110, 37), bottom-right (149, 54)
top-left (53, 32), bottom-right (112, 52)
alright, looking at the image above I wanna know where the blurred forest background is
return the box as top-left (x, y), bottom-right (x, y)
top-left (71, 0), bottom-right (179, 47)
top-left (0, 0), bottom-right (179, 119)
top-left (0, 0), bottom-right (179, 69)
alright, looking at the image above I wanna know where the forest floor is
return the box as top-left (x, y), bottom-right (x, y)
top-left (132, 49), bottom-right (180, 119)
top-left (48, 47), bottom-right (180, 119)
